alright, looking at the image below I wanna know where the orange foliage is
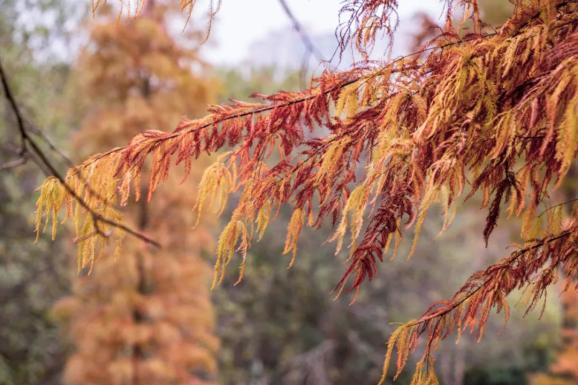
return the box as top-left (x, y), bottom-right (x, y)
top-left (52, 3), bottom-right (219, 385)
top-left (37, 1), bottom-right (578, 384)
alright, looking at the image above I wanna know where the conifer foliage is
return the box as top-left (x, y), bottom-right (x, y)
top-left (50, 2), bottom-right (219, 385)
top-left (37, 0), bottom-right (578, 383)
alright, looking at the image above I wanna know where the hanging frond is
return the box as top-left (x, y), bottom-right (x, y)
top-left (378, 222), bottom-right (578, 385)
top-left (283, 207), bottom-right (305, 268)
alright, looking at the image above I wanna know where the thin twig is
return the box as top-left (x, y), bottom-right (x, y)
top-left (0, 155), bottom-right (27, 171)
top-left (0, 57), bottom-right (161, 248)
top-left (278, 0), bottom-right (327, 67)
top-left (538, 198), bottom-right (578, 217)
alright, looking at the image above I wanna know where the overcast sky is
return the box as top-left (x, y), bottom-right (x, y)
top-left (204, 0), bottom-right (444, 65)
top-left (32, 1), bottom-right (446, 66)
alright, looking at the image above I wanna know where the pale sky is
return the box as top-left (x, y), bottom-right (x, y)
top-left (32, 1), bottom-right (445, 66)
top-left (204, 1), bottom-right (444, 65)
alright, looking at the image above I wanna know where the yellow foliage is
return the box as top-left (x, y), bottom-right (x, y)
top-left (332, 184), bottom-right (369, 254)
top-left (256, 200), bottom-right (272, 241)
top-left (283, 207), bottom-right (304, 268)
top-left (35, 176), bottom-right (66, 241)
top-left (408, 178), bottom-right (438, 260)
top-left (316, 137), bottom-right (351, 187)
top-left (378, 323), bottom-right (412, 385)
top-left (194, 154), bottom-right (234, 225)
top-left (521, 204), bottom-right (542, 241)
top-left (35, 156), bottom-right (125, 270)
top-left (215, 216), bottom-right (248, 287)
top-left (335, 83), bottom-right (360, 120)
top-left (408, 358), bottom-right (440, 385)
top-left (555, 88), bottom-right (578, 179)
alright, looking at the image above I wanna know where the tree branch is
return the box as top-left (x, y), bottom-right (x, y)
top-left (277, 0), bottom-right (326, 67)
top-left (0, 57), bottom-right (161, 248)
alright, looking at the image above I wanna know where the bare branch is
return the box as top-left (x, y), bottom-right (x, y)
top-left (0, 155), bottom-right (27, 171)
top-left (538, 198), bottom-right (578, 218)
top-left (277, 0), bottom-right (326, 66)
top-left (0, 57), bottom-right (161, 249)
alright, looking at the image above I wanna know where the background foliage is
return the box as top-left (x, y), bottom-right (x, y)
top-left (0, 1), bottom-right (79, 384)
top-left (52, 3), bottom-right (220, 385)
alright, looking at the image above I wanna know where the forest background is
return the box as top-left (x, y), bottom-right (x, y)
top-left (0, 1), bottom-right (573, 385)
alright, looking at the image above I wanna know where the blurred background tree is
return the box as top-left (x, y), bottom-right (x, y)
top-left (0, 1), bottom-right (82, 384)
top-left (51, 1), bottom-right (219, 385)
